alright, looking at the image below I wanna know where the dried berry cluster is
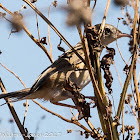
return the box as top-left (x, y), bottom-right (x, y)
top-left (100, 47), bottom-right (116, 94)
top-left (65, 79), bottom-right (91, 120)
top-left (120, 125), bottom-right (135, 139)
top-left (123, 12), bottom-right (133, 26)
top-left (114, 0), bottom-right (129, 6)
top-left (66, 0), bottom-right (91, 26)
top-left (86, 25), bottom-right (105, 72)
top-left (11, 11), bottom-right (23, 32)
top-left (128, 28), bottom-right (140, 54)
top-left (86, 25), bottom-right (104, 53)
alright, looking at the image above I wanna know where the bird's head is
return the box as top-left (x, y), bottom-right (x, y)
top-left (94, 24), bottom-right (131, 46)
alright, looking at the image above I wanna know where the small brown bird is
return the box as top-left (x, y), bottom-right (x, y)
top-left (0, 24), bottom-right (131, 107)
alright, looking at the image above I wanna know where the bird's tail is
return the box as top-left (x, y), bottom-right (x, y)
top-left (0, 88), bottom-right (30, 101)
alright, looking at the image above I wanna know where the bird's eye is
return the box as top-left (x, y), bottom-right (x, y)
top-left (105, 28), bottom-right (111, 34)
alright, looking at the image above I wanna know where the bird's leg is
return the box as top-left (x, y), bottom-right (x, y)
top-left (85, 96), bottom-right (97, 108)
top-left (84, 96), bottom-right (96, 100)
top-left (51, 102), bottom-right (77, 109)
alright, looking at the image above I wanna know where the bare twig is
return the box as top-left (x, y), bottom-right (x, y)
top-left (23, 24), bottom-right (53, 63)
top-left (0, 4), bottom-right (53, 63)
top-left (0, 63), bottom-right (26, 88)
top-left (32, 100), bottom-right (94, 135)
top-left (35, 3), bottom-right (41, 40)
top-left (91, 0), bottom-right (97, 13)
top-left (92, 0), bottom-right (118, 139)
top-left (113, 61), bottom-right (123, 87)
top-left (115, 40), bottom-right (127, 64)
top-left (121, 8), bottom-right (133, 29)
top-left (23, 99), bottom-right (29, 126)
top-left (0, 62), bottom-right (29, 126)
top-left (122, 103), bottom-right (125, 140)
top-left (113, 61), bottom-right (139, 131)
top-left (99, 0), bottom-right (111, 35)
top-left (19, 3), bottom-right (26, 13)
top-left (137, 71), bottom-right (140, 82)
top-left (132, 0), bottom-right (140, 135)
top-left (0, 79), bottom-right (30, 140)
top-left (48, 3), bottom-right (53, 60)
top-left (23, 0), bottom-right (86, 64)
top-left (117, 0), bottom-right (139, 127)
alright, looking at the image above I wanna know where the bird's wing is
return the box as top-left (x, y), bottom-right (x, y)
top-left (29, 42), bottom-right (85, 94)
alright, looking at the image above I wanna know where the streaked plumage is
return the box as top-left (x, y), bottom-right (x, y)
top-left (0, 24), bottom-right (131, 103)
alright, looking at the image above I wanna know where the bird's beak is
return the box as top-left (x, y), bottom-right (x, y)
top-left (117, 32), bottom-right (132, 38)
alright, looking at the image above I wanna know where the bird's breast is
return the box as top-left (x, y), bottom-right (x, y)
top-left (69, 62), bottom-right (91, 89)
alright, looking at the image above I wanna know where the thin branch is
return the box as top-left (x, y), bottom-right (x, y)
top-left (0, 3), bottom-right (53, 63)
top-left (115, 40), bottom-right (127, 64)
top-left (0, 62), bottom-right (29, 126)
top-left (92, 0), bottom-right (118, 139)
top-left (23, 99), bottom-right (29, 126)
top-left (35, 3), bottom-right (41, 40)
top-left (99, 0), bottom-right (111, 35)
top-left (113, 61), bottom-right (139, 131)
top-left (117, 0), bottom-right (139, 121)
top-left (91, 0), bottom-right (97, 13)
top-left (0, 79), bottom-right (30, 140)
top-left (122, 103), bottom-right (125, 140)
top-left (0, 63), bottom-right (26, 88)
top-left (23, 24), bottom-right (53, 63)
top-left (121, 7), bottom-right (133, 29)
top-left (117, 56), bottom-right (135, 118)
top-left (19, 3), bottom-right (26, 13)
top-left (137, 71), bottom-right (140, 82)
top-left (113, 61), bottom-right (123, 87)
top-left (48, 3), bottom-right (53, 60)
top-left (132, 0), bottom-right (140, 135)
top-left (23, 0), bottom-right (86, 65)
top-left (32, 100), bottom-right (93, 134)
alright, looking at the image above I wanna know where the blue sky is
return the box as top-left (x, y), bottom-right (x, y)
top-left (0, 0), bottom-right (139, 140)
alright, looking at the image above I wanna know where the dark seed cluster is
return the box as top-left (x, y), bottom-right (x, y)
top-left (101, 47), bottom-right (116, 94)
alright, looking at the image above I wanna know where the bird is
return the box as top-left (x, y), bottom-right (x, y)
top-left (0, 24), bottom-right (131, 108)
